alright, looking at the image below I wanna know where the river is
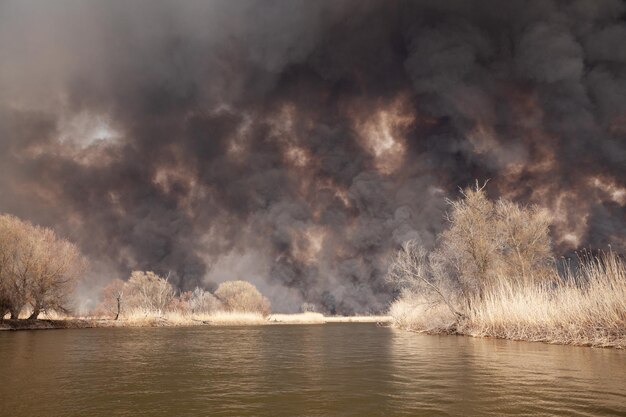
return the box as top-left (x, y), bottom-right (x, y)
top-left (0, 323), bottom-right (624, 416)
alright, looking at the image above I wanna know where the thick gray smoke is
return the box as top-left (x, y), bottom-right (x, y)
top-left (0, 0), bottom-right (624, 312)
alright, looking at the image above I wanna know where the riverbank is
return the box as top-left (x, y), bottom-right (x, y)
top-left (389, 273), bottom-right (626, 349)
top-left (0, 312), bottom-right (392, 331)
top-left (391, 312), bottom-right (626, 349)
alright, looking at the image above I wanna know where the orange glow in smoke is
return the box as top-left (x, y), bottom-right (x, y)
top-left (353, 96), bottom-right (414, 175)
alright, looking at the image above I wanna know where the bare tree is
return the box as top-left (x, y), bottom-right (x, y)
top-left (437, 183), bottom-right (500, 299)
top-left (0, 215), bottom-right (19, 319)
top-left (27, 227), bottom-right (86, 319)
top-left (98, 279), bottom-right (126, 320)
top-left (0, 214), bottom-right (86, 319)
top-left (214, 280), bottom-right (271, 315)
top-left (387, 183), bottom-right (554, 326)
top-left (495, 200), bottom-right (553, 284)
top-left (433, 183), bottom-right (553, 298)
top-left (0, 214), bottom-right (36, 318)
top-left (125, 271), bottom-right (176, 315)
top-left (188, 287), bottom-right (221, 314)
top-left (386, 241), bottom-right (465, 320)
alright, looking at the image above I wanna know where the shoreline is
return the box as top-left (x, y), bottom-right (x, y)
top-left (0, 313), bottom-right (392, 331)
top-left (2, 317), bottom-right (623, 350)
top-left (391, 324), bottom-right (625, 349)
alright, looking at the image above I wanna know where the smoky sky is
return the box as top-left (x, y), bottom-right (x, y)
top-left (0, 0), bottom-right (625, 313)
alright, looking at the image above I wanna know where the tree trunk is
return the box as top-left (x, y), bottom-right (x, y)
top-left (114, 295), bottom-right (121, 320)
top-left (28, 306), bottom-right (40, 320)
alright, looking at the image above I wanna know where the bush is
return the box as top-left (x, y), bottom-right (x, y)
top-left (95, 277), bottom-right (267, 319)
top-left (188, 287), bottom-right (222, 314)
top-left (433, 184), bottom-right (553, 299)
top-left (388, 184), bottom-right (553, 307)
top-left (214, 280), bottom-right (271, 316)
top-left (125, 271), bottom-right (176, 315)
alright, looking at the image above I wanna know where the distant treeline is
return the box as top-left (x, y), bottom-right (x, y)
top-left (95, 273), bottom-right (271, 319)
top-left (0, 213), bottom-right (271, 321)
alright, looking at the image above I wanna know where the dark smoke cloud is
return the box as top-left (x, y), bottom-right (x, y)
top-left (0, 0), bottom-right (624, 312)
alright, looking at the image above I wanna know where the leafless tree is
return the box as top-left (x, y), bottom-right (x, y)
top-left (0, 214), bottom-right (86, 319)
top-left (386, 241), bottom-right (465, 320)
top-left (27, 228), bottom-right (86, 319)
top-left (0, 214), bottom-right (36, 318)
top-left (387, 182), bottom-right (554, 325)
top-left (125, 271), bottom-right (176, 315)
top-left (98, 279), bottom-right (126, 319)
top-left (188, 287), bottom-right (221, 314)
top-left (214, 280), bottom-right (271, 315)
top-left (495, 200), bottom-right (553, 284)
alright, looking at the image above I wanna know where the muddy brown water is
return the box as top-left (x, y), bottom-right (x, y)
top-left (0, 323), bottom-right (624, 417)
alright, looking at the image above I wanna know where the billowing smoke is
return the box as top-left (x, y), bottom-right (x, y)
top-left (0, 0), bottom-right (624, 313)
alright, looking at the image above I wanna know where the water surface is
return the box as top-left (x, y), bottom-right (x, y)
top-left (1, 324), bottom-right (624, 416)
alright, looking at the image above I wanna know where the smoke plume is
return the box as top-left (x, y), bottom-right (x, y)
top-left (0, 0), bottom-right (624, 312)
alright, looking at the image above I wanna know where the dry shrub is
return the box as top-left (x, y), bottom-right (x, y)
top-left (95, 271), bottom-right (176, 318)
top-left (434, 183), bottom-right (553, 299)
top-left (214, 280), bottom-right (271, 316)
top-left (94, 279), bottom-right (125, 318)
top-left (188, 287), bottom-right (222, 314)
top-left (388, 293), bottom-right (456, 333)
top-left (117, 310), bottom-right (267, 326)
top-left (124, 271), bottom-right (176, 315)
top-left (388, 183), bottom-right (626, 347)
top-left (387, 242), bottom-right (465, 320)
top-left (94, 275), bottom-right (266, 320)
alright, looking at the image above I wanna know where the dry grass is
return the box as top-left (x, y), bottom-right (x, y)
top-left (390, 251), bottom-right (626, 348)
top-left (267, 312), bottom-right (391, 324)
top-left (107, 309), bottom-right (268, 326)
top-left (192, 311), bottom-right (268, 325)
top-left (465, 252), bottom-right (626, 347)
top-left (389, 297), bottom-right (456, 333)
top-left (1, 309), bottom-right (268, 328)
top-left (268, 312), bottom-right (327, 323)
top-left (3, 310), bottom-right (391, 330)
top-left (324, 315), bottom-right (392, 323)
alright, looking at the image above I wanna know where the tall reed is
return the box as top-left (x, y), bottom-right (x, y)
top-left (391, 251), bottom-right (626, 348)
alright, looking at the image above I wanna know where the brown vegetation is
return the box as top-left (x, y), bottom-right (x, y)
top-left (214, 280), bottom-right (271, 316)
top-left (0, 214), bottom-right (86, 320)
top-left (387, 184), bottom-right (626, 348)
top-left (94, 274), bottom-right (270, 321)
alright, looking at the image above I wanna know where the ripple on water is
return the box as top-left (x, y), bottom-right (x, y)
top-left (0, 324), bottom-right (624, 417)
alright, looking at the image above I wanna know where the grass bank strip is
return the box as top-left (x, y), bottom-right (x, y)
top-left (1, 313), bottom-right (391, 330)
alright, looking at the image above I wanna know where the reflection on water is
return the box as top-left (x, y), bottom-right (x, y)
top-left (0, 324), bottom-right (624, 417)
top-left (388, 330), bottom-right (626, 416)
